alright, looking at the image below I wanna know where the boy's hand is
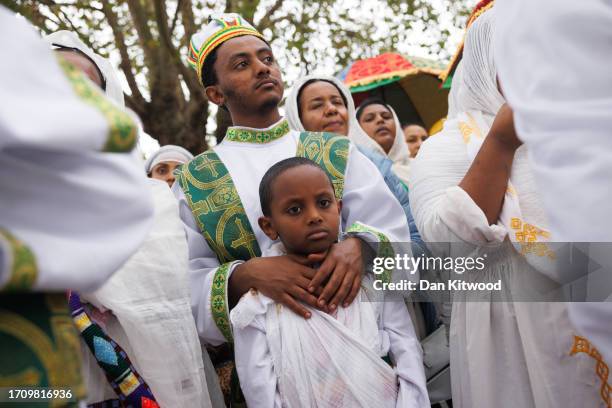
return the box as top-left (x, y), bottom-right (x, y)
top-left (229, 255), bottom-right (320, 318)
top-left (307, 237), bottom-right (363, 311)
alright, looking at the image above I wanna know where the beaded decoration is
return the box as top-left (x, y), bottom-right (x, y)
top-left (69, 292), bottom-right (159, 408)
top-left (188, 15), bottom-right (264, 86)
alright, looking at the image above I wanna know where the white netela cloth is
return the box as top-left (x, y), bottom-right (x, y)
top-left (0, 7), bottom-right (153, 292)
top-left (494, 0), bottom-right (612, 371)
top-left (230, 243), bottom-right (429, 408)
top-left (80, 180), bottom-right (212, 407)
top-left (409, 9), bottom-right (602, 408)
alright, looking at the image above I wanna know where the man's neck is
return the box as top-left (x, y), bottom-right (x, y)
top-left (230, 108), bottom-right (282, 130)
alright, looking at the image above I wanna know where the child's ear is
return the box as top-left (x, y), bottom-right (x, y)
top-left (258, 216), bottom-right (278, 241)
top-left (336, 199), bottom-right (343, 215)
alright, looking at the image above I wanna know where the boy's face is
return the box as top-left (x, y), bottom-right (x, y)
top-left (259, 165), bottom-right (341, 256)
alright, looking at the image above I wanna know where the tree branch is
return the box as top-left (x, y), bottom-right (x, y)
top-left (125, 0), bottom-right (156, 71)
top-left (102, 1), bottom-right (146, 109)
top-left (255, 0), bottom-right (283, 31)
top-left (169, 0), bottom-right (182, 36)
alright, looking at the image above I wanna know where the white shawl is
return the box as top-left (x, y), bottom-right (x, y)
top-left (231, 244), bottom-right (398, 408)
top-left (410, 10), bottom-right (555, 274)
top-left (82, 180), bottom-right (212, 407)
top-left (286, 74), bottom-right (412, 185)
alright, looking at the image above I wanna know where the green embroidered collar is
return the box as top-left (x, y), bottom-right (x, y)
top-left (225, 119), bottom-right (290, 143)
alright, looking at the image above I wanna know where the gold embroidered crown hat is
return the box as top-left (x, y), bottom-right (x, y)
top-left (188, 13), bottom-right (265, 86)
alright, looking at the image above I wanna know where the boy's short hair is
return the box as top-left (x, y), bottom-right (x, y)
top-left (259, 157), bottom-right (334, 216)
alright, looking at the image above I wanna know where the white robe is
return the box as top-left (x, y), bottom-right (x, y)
top-left (409, 9), bottom-right (603, 408)
top-left (173, 120), bottom-right (412, 346)
top-left (79, 180), bottom-right (212, 407)
top-left (230, 243), bottom-right (428, 408)
top-left (0, 6), bottom-right (153, 292)
top-left (494, 0), bottom-right (612, 373)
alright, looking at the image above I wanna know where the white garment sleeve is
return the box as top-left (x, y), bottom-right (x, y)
top-left (173, 184), bottom-right (243, 345)
top-left (342, 145), bottom-right (411, 243)
top-left (383, 296), bottom-right (430, 408)
top-left (0, 9), bottom-right (153, 292)
top-left (494, 0), bottom-right (612, 243)
top-left (233, 311), bottom-right (282, 408)
top-left (409, 134), bottom-right (507, 248)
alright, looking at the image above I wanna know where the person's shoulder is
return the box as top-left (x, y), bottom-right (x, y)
top-left (355, 145), bottom-right (391, 166)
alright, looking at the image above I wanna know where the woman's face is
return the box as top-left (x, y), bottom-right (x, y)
top-left (358, 103), bottom-right (396, 154)
top-left (150, 161), bottom-right (181, 188)
top-left (298, 81), bottom-right (349, 136)
top-left (403, 125), bottom-right (428, 158)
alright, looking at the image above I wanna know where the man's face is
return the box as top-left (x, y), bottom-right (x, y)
top-left (209, 35), bottom-right (284, 114)
top-left (150, 161), bottom-right (181, 188)
top-left (259, 165), bottom-right (341, 256)
top-left (403, 125), bottom-right (428, 158)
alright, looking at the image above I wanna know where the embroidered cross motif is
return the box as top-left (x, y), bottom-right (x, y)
top-left (231, 218), bottom-right (258, 258)
top-left (195, 155), bottom-right (220, 178)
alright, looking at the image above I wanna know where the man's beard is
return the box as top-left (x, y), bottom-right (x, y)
top-left (225, 87), bottom-right (280, 116)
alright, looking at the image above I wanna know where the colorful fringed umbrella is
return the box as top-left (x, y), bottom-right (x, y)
top-left (337, 53), bottom-right (449, 132)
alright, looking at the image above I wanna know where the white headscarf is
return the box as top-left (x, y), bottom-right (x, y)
top-left (285, 74), bottom-right (412, 185)
top-left (144, 144), bottom-right (194, 174)
top-left (411, 9), bottom-right (554, 273)
top-left (355, 99), bottom-right (412, 185)
top-left (43, 30), bottom-right (125, 106)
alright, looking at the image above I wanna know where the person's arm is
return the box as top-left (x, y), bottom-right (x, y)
top-left (409, 118), bottom-right (508, 249)
top-left (458, 104), bottom-right (522, 225)
top-left (383, 295), bottom-right (430, 408)
top-left (0, 12), bottom-right (153, 292)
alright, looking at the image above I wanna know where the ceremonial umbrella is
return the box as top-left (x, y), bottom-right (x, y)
top-left (337, 53), bottom-right (449, 133)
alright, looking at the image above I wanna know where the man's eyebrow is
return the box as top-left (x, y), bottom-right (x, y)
top-left (228, 47), bottom-right (271, 63)
top-left (227, 52), bottom-right (250, 63)
top-left (256, 46), bottom-right (272, 54)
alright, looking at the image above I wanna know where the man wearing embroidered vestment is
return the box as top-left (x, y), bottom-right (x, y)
top-left (174, 13), bottom-right (413, 356)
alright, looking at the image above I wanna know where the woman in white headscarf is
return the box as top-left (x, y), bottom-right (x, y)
top-left (43, 31), bottom-right (221, 407)
top-left (355, 98), bottom-right (412, 187)
top-left (44, 30), bottom-right (125, 106)
top-left (409, 9), bottom-right (601, 408)
top-left (145, 144), bottom-right (194, 187)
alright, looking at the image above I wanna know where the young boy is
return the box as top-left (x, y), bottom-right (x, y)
top-left (230, 157), bottom-right (429, 408)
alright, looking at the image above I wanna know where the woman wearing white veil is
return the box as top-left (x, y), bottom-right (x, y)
top-left (43, 31), bottom-right (220, 407)
top-left (44, 30), bottom-right (125, 106)
top-left (355, 98), bottom-right (413, 187)
top-left (409, 9), bottom-right (601, 408)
